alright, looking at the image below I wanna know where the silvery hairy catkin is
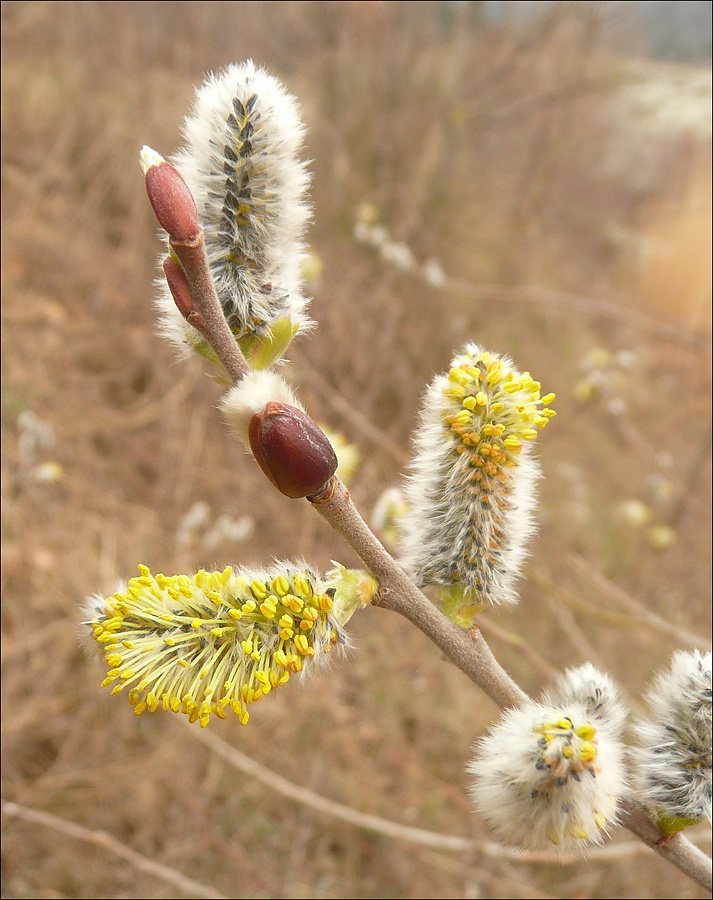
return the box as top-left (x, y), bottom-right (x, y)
top-left (469, 665), bottom-right (627, 852)
top-left (635, 649), bottom-right (712, 833)
top-left (400, 343), bottom-right (555, 626)
top-left (155, 60), bottom-right (312, 368)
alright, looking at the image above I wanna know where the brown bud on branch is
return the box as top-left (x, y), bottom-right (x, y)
top-left (249, 402), bottom-right (338, 499)
top-left (141, 147), bottom-right (199, 242)
top-left (162, 257), bottom-right (194, 319)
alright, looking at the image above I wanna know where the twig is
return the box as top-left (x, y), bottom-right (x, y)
top-left (477, 615), bottom-right (561, 681)
top-left (441, 277), bottom-right (711, 355)
top-left (569, 553), bottom-right (711, 651)
top-left (1, 798), bottom-right (227, 900)
top-left (168, 231), bottom-right (250, 383)
top-left (190, 726), bottom-right (712, 866)
top-left (180, 296), bottom-right (712, 887)
top-left (618, 798), bottom-right (712, 892)
top-left (308, 483), bottom-right (709, 889)
top-left (189, 725), bottom-right (474, 854)
top-left (309, 476), bottom-right (529, 711)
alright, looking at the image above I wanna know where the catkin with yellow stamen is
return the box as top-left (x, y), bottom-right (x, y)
top-left (82, 562), bottom-right (376, 727)
top-left (468, 698), bottom-right (625, 852)
top-left (400, 343), bottom-right (555, 626)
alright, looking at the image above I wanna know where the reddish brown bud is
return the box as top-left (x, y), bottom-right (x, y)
top-left (145, 162), bottom-right (199, 242)
top-left (249, 402), bottom-right (338, 499)
top-left (163, 257), bottom-right (194, 319)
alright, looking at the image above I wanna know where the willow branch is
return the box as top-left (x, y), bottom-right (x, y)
top-left (306, 479), bottom-right (712, 890)
top-left (165, 280), bottom-right (711, 887)
top-left (145, 170), bottom-right (712, 892)
top-left (309, 476), bottom-right (528, 710)
top-left (618, 797), bottom-right (712, 891)
top-left (168, 231), bottom-right (250, 383)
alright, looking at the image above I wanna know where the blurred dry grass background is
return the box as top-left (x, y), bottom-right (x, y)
top-left (1, 2), bottom-right (711, 898)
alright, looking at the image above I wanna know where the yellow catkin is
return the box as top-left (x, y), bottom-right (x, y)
top-left (86, 562), bottom-right (373, 727)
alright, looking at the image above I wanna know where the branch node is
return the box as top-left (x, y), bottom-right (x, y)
top-left (308, 475), bottom-right (338, 505)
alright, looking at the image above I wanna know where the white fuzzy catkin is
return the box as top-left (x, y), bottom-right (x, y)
top-left (468, 699), bottom-right (626, 852)
top-left (156, 60), bottom-right (312, 361)
top-left (635, 649), bottom-right (712, 830)
top-left (400, 344), bottom-right (555, 622)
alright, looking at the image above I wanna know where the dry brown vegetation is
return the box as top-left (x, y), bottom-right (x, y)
top-left (1, 2), bottom-right (711, 898)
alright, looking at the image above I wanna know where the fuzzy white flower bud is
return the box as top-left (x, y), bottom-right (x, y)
top-left (635, 649), bottom-right (712, 833)
top-left (468, 699), bottom-right (626, 852)
top-left (155, 60), bottom-right (312, 367)
top-left (400, 344), bottom-right (555, 625)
